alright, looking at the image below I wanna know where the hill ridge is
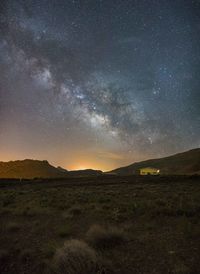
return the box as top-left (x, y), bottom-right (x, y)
top-left (110, 148), bottom-right (200, 175)
top-left (0, 159), bottom-right (103, 179)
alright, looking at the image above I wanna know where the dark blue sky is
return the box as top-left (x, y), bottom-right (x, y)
top-left (0, 0), bottom-right (200, 170)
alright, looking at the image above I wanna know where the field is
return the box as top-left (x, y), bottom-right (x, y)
top-left (0, 175), bottom-right (200, 274)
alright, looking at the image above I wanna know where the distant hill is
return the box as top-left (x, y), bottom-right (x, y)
top-left (0, 159), bottom-right (64, 179)
top-left (110, 148), bottom-right (200, 175)
top-left (1, 148), bottom-right (199, 178)
top-left (0, 159), bottom-right (103, 179)
top-left (57, 166), bottom-right (68, 173)
top-left (68, 169), bottom-right (103, 177)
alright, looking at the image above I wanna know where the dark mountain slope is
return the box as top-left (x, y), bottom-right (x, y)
top-left (0, 160), bottom-right (103, 179)
top-left (111, 148), bottom-right (200, 175)
top-left (0, 159), bottom-right (64, 179)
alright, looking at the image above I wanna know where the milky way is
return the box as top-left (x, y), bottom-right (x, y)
top-left (0, 0), bottom-right (200, 170)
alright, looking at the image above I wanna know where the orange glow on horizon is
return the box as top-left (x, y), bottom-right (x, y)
top-left (0, 149), bottom-right (143, 172)
top-left (68, 162), bottom-right (108, 172)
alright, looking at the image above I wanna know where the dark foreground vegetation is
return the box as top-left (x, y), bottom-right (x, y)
top-left (0, 175), bottom-right (200, 274)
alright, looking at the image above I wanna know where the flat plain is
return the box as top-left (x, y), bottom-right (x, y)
top-left (0, 175), bottom-right (200, 274)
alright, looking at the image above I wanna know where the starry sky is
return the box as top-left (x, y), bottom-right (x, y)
top-left (0, 0), bottom-right (200, 171)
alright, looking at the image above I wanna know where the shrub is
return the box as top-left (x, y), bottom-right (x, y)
top-left (53, 239), bottom-right (101, 274)
top-left (20, 249), bottom-right (33, 263)
top-left (155, 199), bottom-right (166, 207)
top-left (2, 194), bottom-right (15, 207)
top-left (68, 206), bottom-right (82, 216)
top-left (58, 224), bottom-right (72, 238)
top-left (42, 243), bottom-right (57, 259)
top-left (0, 250), bottom-right (9, 263)
top-left (86, 224), bottom-right (126, 249)
top-left (6, 222), bottom-right (20, 232)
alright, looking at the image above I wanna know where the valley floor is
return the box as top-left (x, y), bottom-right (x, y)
top-left (0, 175), bottom-right (200, 274)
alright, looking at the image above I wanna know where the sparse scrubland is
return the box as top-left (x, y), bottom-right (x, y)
top-left (0, 175), bottom-right (200, 273)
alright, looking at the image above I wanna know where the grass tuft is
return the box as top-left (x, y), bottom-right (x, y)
top-left (6, 222), bottom-right (20, 232)
top-left (53, 239), bottom-right (101, 274)
top-left (86, 224), bottom-right (127, 249)
top-left (58, 224), bottom-right (72, 238)
top-left (68, 206), bottom-right (82, 216)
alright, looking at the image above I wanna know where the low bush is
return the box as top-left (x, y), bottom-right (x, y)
top-left (86, 224), bottom-right (127, 249)
top-left (6, 222), bottom-right (20, 232)
top-left (20, 249), bottom-right (33, 263)
top-left (0, 249), bottom-right (9, 264)
top-left (53, 239), bottom-right (101, 274)
top-left (68, 206), bottom-right (82, 216)
top-left (58, 224), bottom-right (72, 238)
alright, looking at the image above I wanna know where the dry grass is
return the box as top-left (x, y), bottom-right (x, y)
top-left (58, 224), bottom-right (72, 238)
top-left (6, 222), bottom-right (20, 232)
top-left (68, 206), bottom-right (82, 216)
top-left (0, 249), bottom-right (9, 264)
top-left (53, 239), bottom-right (101, 274)
top-left (86, 224), bottom-right (127, 249)
top-left (1, 176), bottom-right (200, 274)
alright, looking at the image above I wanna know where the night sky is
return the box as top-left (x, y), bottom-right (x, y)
top-left (0, 0), bottom-right (200, 171)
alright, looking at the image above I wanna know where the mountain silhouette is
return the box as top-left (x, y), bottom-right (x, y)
top-left (0, 160), bottom-right (102, 179)
top-left (110, 148), bottom-right (200, 175)
top-left (0, 160), bottom-right (63, 179)
top-left (0, 148), bottom-right (199, 178)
